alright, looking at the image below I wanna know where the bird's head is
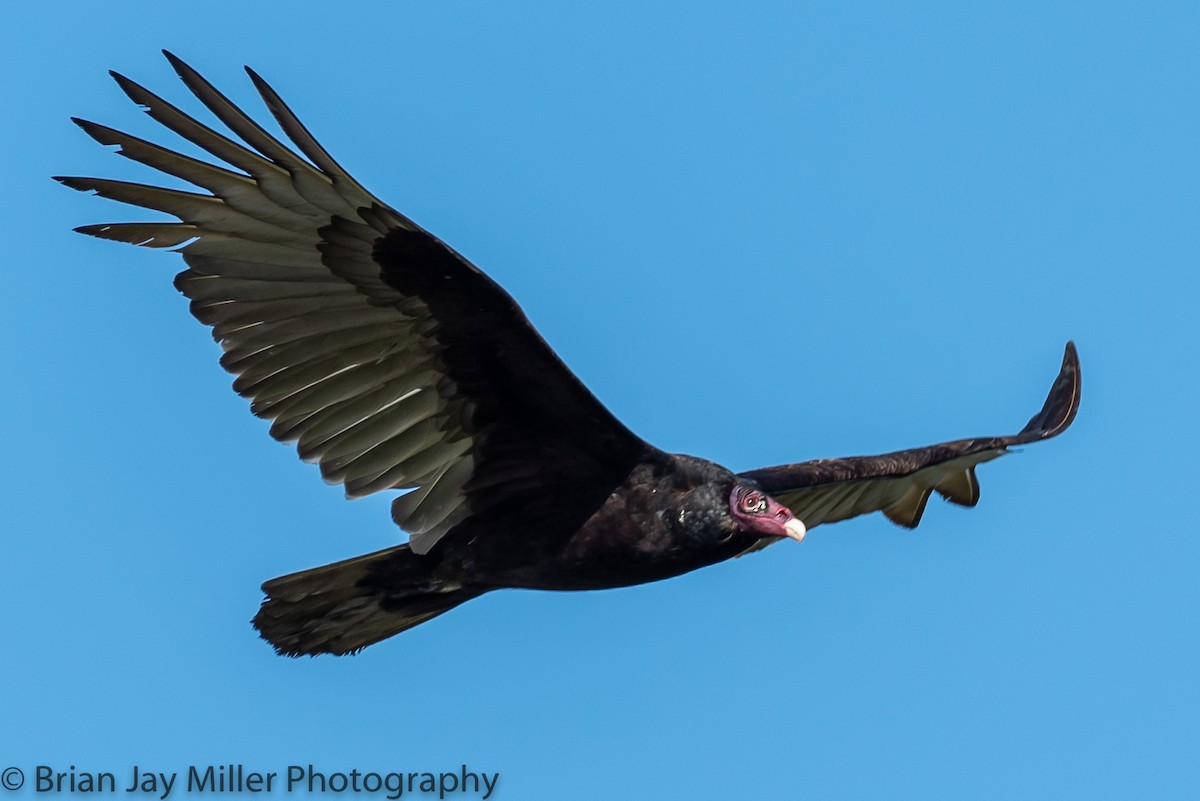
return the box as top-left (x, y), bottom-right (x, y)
top-left (729, 484), bottom-right (806, 543)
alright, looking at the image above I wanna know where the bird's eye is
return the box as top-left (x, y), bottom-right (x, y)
top-left (740, 491), bottom-right (767, 514)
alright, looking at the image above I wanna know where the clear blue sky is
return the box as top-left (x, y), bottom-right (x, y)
top-left (3, 1), bottom-right (1197, 799)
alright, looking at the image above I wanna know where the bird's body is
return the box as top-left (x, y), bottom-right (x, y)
top-left (443, 453), bottom-right (760, 592)
top-left (254, 451), bottom-right (767, 653)
top-left (62, 53), bottom-right (1080, 656)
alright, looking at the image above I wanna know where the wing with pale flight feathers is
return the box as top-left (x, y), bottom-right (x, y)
top-left (58, 51), bottom-right (649, 554)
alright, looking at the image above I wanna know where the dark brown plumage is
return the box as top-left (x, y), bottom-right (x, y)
top-left (60, 53), bottom-right (1080, 656)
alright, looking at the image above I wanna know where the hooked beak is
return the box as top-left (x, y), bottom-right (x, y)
top-left (783, 518), bottom-right (807, 543)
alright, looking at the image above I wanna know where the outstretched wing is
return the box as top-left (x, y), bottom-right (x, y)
top-left (59, 52), bottom-right (649, 553)
top-left (738, 343), bottom-right (1079, 550)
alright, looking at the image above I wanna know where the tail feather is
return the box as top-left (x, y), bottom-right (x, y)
top-left (252, 545), bottom-right (482, 656)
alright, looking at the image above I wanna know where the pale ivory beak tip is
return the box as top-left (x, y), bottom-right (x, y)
top-left (784, 518), bottom-right (807, 543)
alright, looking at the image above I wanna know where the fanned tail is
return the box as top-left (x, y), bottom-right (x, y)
top-left (252, 545), bottom-right (483, 656)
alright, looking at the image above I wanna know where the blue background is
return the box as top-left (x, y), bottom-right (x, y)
top-left (3, 1), bottom-right (1196, 799)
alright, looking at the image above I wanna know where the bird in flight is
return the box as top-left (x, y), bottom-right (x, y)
top-left (60, 52), bottom-right (1080, 656)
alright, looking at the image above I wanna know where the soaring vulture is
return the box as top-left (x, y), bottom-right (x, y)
top-left (60, 53), bottom-right (1080, 656)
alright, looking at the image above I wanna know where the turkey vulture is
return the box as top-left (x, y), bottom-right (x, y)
top-left (59, 53), bottom-right (1080, 656)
